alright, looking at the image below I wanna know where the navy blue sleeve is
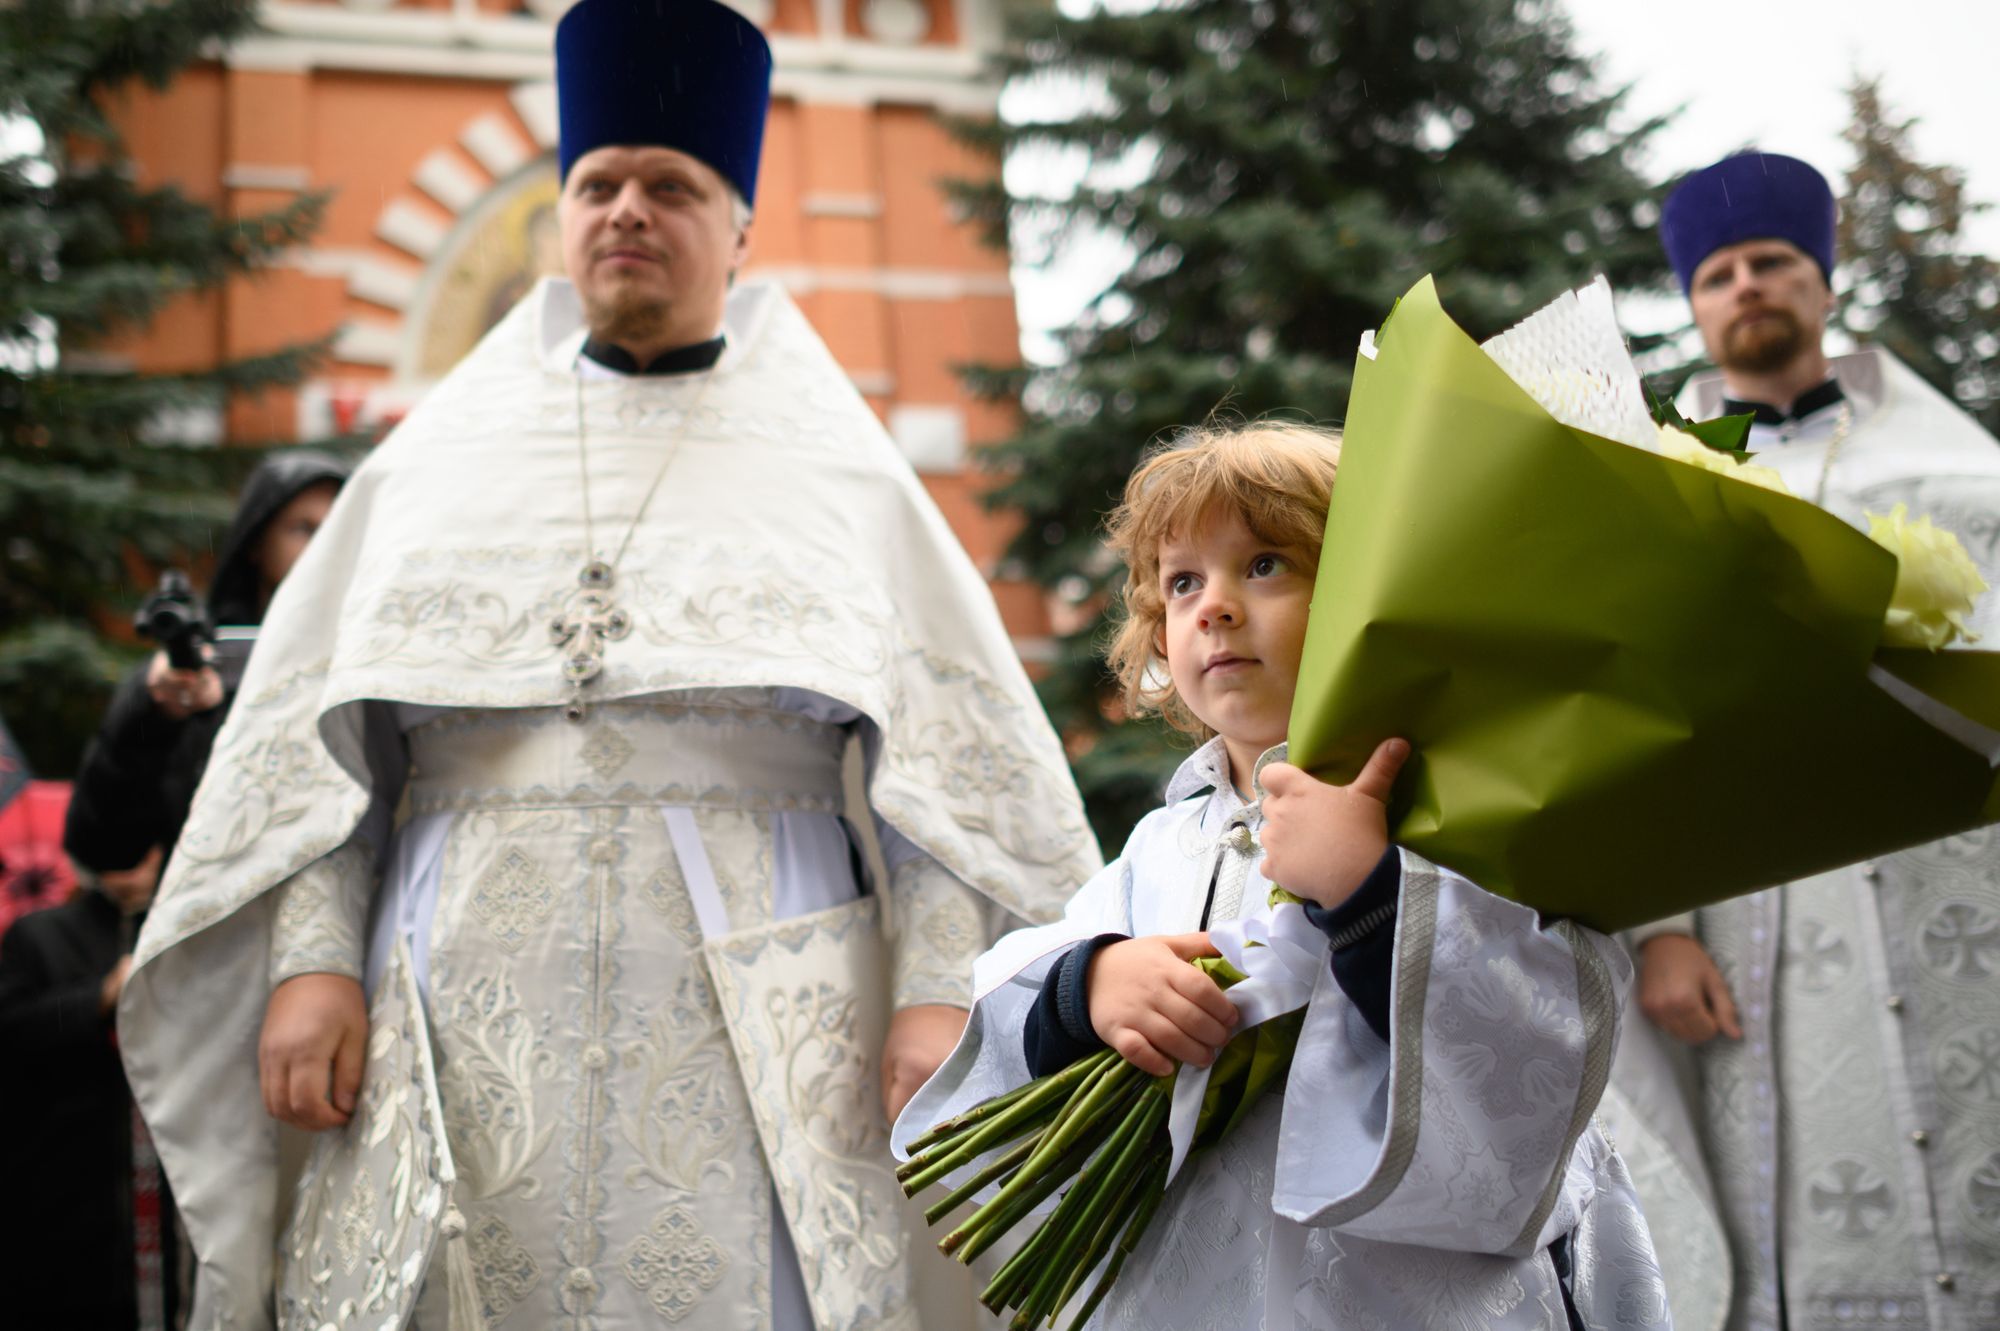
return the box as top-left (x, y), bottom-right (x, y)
top-left (1022, 932), bottom-right (1127, 1077)
top-left (1301, 847), bottom-right (1401, 1042)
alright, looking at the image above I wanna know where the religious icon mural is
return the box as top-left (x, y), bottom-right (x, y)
top-left (405, 158), bottom-right (563, 382)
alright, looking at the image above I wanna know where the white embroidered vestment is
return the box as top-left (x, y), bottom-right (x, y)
top-left (119, 279), bottom-right (1101, 1331)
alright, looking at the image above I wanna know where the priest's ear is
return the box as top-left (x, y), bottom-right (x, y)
top-left (728, 188), bottom-right (753, 283)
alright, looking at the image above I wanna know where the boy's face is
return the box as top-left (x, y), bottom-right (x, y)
top-left (1157, 507), bottom-right (1314, 773)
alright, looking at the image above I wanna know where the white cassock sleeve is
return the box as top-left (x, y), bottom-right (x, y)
top-left (266, 777), bottom-right (398, 988)
top-left (1272, 850), bottom-right (1630, 1258)
top-left (889, 851), bottom-right (1134, 1157)
top-left (767, 684), bottom-right (1024, 1012)
top-left (877, 818), bottom-right (1014, 1011)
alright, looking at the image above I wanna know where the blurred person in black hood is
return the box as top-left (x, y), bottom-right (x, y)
top-left (63, 448), bottom-right (351, 879)
top-left (0, 847), bottom-right (172, 1328)
top-left (0, 450), bottom-right (346, 1328)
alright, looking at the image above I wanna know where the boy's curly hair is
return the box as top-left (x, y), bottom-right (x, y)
top-left (1104, 420), bottom-right (1342, 738)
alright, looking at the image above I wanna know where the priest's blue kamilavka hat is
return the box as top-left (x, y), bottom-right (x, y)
top-left (1660, 152), bottom-right (1837, 293)
top-left (555, 0), bottom-right (774, 206)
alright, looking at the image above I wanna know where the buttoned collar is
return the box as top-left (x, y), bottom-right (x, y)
top-left (1721, 376), bottom-right (1845, 428)
top-left (1163, 736), bottom-right (1289, 831)
top-left (1165, 736), bottom-right (1234, 805)
top-left (579, 333), bottom-right (727, 376)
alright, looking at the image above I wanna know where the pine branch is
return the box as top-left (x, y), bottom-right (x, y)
top-left (1837, 74), bottom-right (2000, 433)
top-left (948, 0), bottom-right (1675, 843)
top-left (0, 0), bottom-right (335, 775)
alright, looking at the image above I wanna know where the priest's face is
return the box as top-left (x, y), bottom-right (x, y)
top-left (1688, 238), bottom-right (1834, 376)
top-left (560, 145), bottom-right (751, 353)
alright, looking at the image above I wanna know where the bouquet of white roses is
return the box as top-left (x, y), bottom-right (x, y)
top-left (1291, 275), bottom-right (2000, 931)
top-left (1645, 412), bottom-right (1986, 649)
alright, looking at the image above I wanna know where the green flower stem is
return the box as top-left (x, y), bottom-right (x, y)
top-left (1017, 1049), bottom-right (1120, 1171)
top-left (1046, 1048), bottom-right (1124, 1127)
top-left (988, 1102), bottom-right (1149, 1326)
top-left (902, 1074), bottom-right (1039, 1155)
top-left (1018, 1054), bottom-right (1142, 1181)
top-left (950, 1118), bottom-right (1115, 1263)
top-left (1015, 1080), bottom-right (1166, 1320)
top-left (898, 1093), bottom-right (1057, 1198)
top-left (910, 957), bottom-right (1303, 1324)
top-left (981, 1090), bottom-right (1148, 1318)
top-left (1011, 1149), bottom-right (1127, 1319)
top-left (903, 1045), bottom-right (1107, 1173)
top-left (923, 1132), bottom-right (1037, 1227)
top-left (900, 1053), bottom-right (1106, 1195)
top-left (1048, 1087), bottom-right (1170, 1317)
top-left (1046, 1146), bottom-right (1149, 1321)
top-left (1029, 1086), bottom-right (1170, 1326)
top-left (897, 1083), bottom-right (1046, 1186)
top-left (978, 1219), bottom-right (1046, 1313)
top-left (1066, 1156), bottom-right (1171, 1330)
top-left (981, 1192), bottom-right (1077, 1316)
top-left (951, 1059), bottom-right (1124, 1235)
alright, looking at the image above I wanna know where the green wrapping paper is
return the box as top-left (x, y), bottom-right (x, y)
top-left (1289, 277), bottom-right (2000, 932)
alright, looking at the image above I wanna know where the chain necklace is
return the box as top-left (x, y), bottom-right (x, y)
top-left (1811, 401), bottom-right (1855, 507)
top-left (550, 358), bottom-right (719, 722)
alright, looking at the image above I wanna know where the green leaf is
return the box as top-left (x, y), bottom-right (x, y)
top-left (1682, 412), bottom-right (1757, 458)
top-left (1647, 384), bottom-right (1756, 460)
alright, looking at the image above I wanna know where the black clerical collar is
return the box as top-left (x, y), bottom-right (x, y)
top-left (580, 334), bottom-right (726, 376)
top-left (1721, 377), bottom-right (1845, 428)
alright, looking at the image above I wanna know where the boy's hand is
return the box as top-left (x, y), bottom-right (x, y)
top-left (1258, 739), bottom-right (1410, 911)
top-left (1087, 933), bottom-right (1238, 1077)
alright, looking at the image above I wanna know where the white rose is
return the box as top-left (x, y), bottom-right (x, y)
top-left (1867, 503), bottom-right (1989, 649)
top-left (1654, 424), bottom-right (1793, 496)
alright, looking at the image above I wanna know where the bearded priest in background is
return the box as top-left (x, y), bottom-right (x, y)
top-left (1602, 150), bottom-right (2000, 1331)
top-left (117, 1), bottom-right (1098, 1327)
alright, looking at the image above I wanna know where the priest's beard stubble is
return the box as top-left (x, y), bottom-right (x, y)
top-left (1720, 307), bottom-right (1808, 375)
top-left (584, 286), bottom-right (670, 351)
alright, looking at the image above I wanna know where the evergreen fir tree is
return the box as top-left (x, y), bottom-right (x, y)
top-left (1837, 76), bottom-right (2000, 435)
top-left (956, 0), bottom-right (1671, 844)
top-left (0, 0), bottom-right (328, 775)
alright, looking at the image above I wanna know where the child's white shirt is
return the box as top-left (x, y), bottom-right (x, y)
top-left (895, 737), bottom-right (1672, 1330)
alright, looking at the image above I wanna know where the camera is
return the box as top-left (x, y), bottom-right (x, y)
top-left (134, 570), bottom-right (210, 671)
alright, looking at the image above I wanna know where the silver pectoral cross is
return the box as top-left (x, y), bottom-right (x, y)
top-left (550, 561), bottom-right (631, 722)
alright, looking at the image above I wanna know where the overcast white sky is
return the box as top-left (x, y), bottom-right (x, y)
top-left (1011, 0), bottom-right (2000, 356)
top-left (1569, 0), bottom-right (1998, 242)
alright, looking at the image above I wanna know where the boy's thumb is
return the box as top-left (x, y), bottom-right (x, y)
top-left (1349, 738), bottom-right (1411, 802)
top-left (1256, 762), bottom-right (1305, 796)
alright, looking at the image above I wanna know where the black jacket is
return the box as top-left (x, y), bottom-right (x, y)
top-left (62, 450), bottom-right (350, 875)
top-left (0, 889), bottom-right (182, 1328)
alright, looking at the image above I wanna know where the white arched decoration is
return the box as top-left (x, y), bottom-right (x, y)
top-left (317, 84), bottom-right (560, 432)
top-left (398, 156), bottom-right (560, 382)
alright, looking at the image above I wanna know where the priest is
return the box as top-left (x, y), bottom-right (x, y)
top-left (1602, 150), bottom-right (2000, 1331)
top-left (116, 2), bottom-right (1099, 1328)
